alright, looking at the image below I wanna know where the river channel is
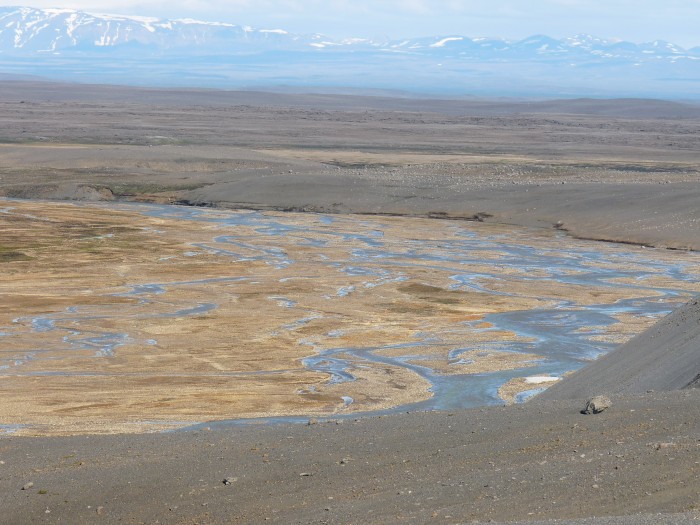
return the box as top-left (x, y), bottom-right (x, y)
top-left (1, 200), bottom-right (699, 433)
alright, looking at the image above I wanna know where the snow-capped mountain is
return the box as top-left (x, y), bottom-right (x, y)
top-left (1, 6), bottom-right (699, 98)
top-left (0, 7), bottom-right (320, 53)
top-left (1, 6), bottom-right (698, 61)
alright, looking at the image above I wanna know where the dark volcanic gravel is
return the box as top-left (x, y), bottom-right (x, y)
top-left (1, 391), bottom-right (698, 524)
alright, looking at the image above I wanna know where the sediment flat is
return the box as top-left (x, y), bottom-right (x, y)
top-left (6, 199), bottom-right (696, 436)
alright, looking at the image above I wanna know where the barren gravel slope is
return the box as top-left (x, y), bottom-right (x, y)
top-left (539, 299), bottom-right (700, 401)
top-left (1, 391), bottom-right (699, 524)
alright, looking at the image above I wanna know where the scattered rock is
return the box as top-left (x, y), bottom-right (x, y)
top-left (307, 418), bottom-right (318, 426)
top-left (223, 477), bottom-right (237, 485)
top-left (299, 472), bottom-right (312, 477)
top-left (582, 395), bottom-right (611, 414)
top-left (22, 482), bottom-right (34, 491)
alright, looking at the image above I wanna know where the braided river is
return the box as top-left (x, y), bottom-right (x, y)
top-left (1, 200), bottom-right (699, 434)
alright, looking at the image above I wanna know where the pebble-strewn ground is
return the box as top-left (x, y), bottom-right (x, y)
top-left (1, 391), bottom-right (698, 524)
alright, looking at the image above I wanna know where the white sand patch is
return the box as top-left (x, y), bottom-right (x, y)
top-left (524, 376), bottom-right (560, 384)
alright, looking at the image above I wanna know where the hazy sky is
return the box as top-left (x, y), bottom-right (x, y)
top-left (3, 1), bottom-right (700, 47)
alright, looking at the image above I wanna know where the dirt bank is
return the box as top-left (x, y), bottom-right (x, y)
top-left (180, 179), bottom-right (700, 251)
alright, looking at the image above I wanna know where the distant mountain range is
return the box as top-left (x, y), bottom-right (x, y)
top-left (2, 6), bottom-right (700, 98)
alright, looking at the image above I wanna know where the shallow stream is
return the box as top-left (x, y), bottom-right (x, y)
top-left (2, 202), bottom-right (699, 430)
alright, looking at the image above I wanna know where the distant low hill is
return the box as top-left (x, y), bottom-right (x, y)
top-left (3, 80), bottom-right (700, 119)
top-left (1, 7), bottom-right (700, 98)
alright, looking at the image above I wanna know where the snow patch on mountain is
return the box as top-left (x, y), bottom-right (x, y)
top-left (430, 37), bottom-right (463, 48)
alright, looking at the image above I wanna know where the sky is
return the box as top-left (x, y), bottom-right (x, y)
top-left (2, 0), bottom-right (700, 48)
